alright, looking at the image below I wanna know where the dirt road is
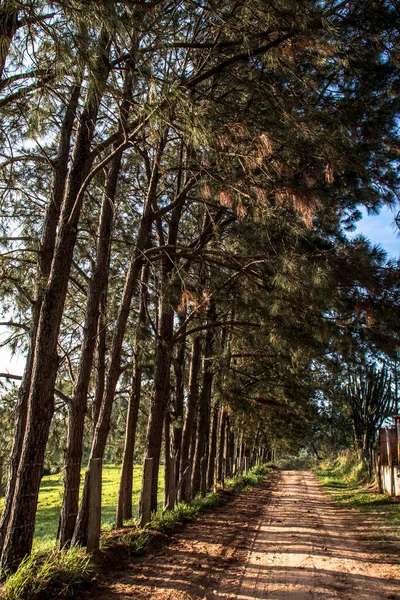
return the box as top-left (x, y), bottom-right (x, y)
top-left (212, 471), bottom-right (400, 599)
top-left (82, 471), bottom-right (400, 599)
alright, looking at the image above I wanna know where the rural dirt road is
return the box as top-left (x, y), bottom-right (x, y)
top-left (82, 471), bottom-right (400, 599)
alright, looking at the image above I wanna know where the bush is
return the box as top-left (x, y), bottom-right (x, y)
top-left (117, 531), bottom-right (151, 557)
top-left (225, 464), bottom-right (274, 492)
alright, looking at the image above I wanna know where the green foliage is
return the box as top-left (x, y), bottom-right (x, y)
top-left (110, 493), bottom-right (222, 557)
top-left (2, 548), bottom-right (93, 600)
top-left (346, 362), bottom-right (395, 455)
top-left (276, 451), bottom-right (315, 471)
top-left (148, 489), bottom-right (224, 534)
top-left (148, 509), bottom-right (182, 535)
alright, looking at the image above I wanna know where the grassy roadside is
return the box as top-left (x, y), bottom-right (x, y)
top-left (1, 464), bottom-right (275, 600)
top-left (315, 452), bottom-right (400, 545)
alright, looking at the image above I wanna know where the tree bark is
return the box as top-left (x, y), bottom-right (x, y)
top-left (164, 407), bottom-right (172, 508)
top-left (172, 316), bottom-right (186, 482)
top-left (92, 288), bottom-right (107, 431)
top-left (217, 410), bottom-right (227, 482)
top-left (179, 336), bottom-right (201, 502)
top-left (227, 426), bottom-right (235, 478)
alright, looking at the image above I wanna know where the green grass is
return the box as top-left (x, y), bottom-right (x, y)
top-left (0, 464), bottom-right (164, 552)
top-left (3, 548), bottom-right (94, 600)
top-left (315, 452), bottom-right (400, 544)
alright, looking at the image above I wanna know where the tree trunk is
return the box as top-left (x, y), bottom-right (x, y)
top-left (207, 401), bottom-right (220, 490)
top-left (164, 407), bottom-right (172, 508)
top-left (217, 410), bottom-right (227, 482)
top-left (116, 264), bottom-right (148, 527)
top-left (227, 427), bottom-right (235, 478)
top-left (92, 288), bottom-right (107, 431)
top-left (172, 317), bottom-right (186, 482)
top-left (192, 299), bottom-right (216, 496)
top-left (179, 336), bottom-right (201, 502)
top-left (118, 363), bottom-right (142, 524)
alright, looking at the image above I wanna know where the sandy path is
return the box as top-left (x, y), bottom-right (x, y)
top-left (212, 471), bottom-right (400, 599)
top-left (80, 471), bottom-right (400, 600)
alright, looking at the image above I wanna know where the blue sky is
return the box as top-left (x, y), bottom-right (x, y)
top-left (350, 205), bottom-right (399, 259)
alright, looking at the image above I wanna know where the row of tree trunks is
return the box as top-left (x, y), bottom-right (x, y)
top-left (139, 193), bottom-right (184, 513)
top-left (141, 273), bottom-right (174, 512)
top-left (0, 81), bottom-right (81, 557)
top-left (133, 205), bottom-right (237, 518)
top-left (72, 198), bottom-right (155, 545)
top-left (0, 29), bottom-right (111, 567)
top-left (71, 132), bottom-right (169, 545)
top-left (59, 70), bottom-right (133, 548)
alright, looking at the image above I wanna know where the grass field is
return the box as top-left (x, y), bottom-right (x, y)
top-left (1, 464), bottom-right (164, 552)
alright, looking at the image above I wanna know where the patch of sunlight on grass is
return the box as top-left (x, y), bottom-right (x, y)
top-left (316, 453), bottom-right (400, 544)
